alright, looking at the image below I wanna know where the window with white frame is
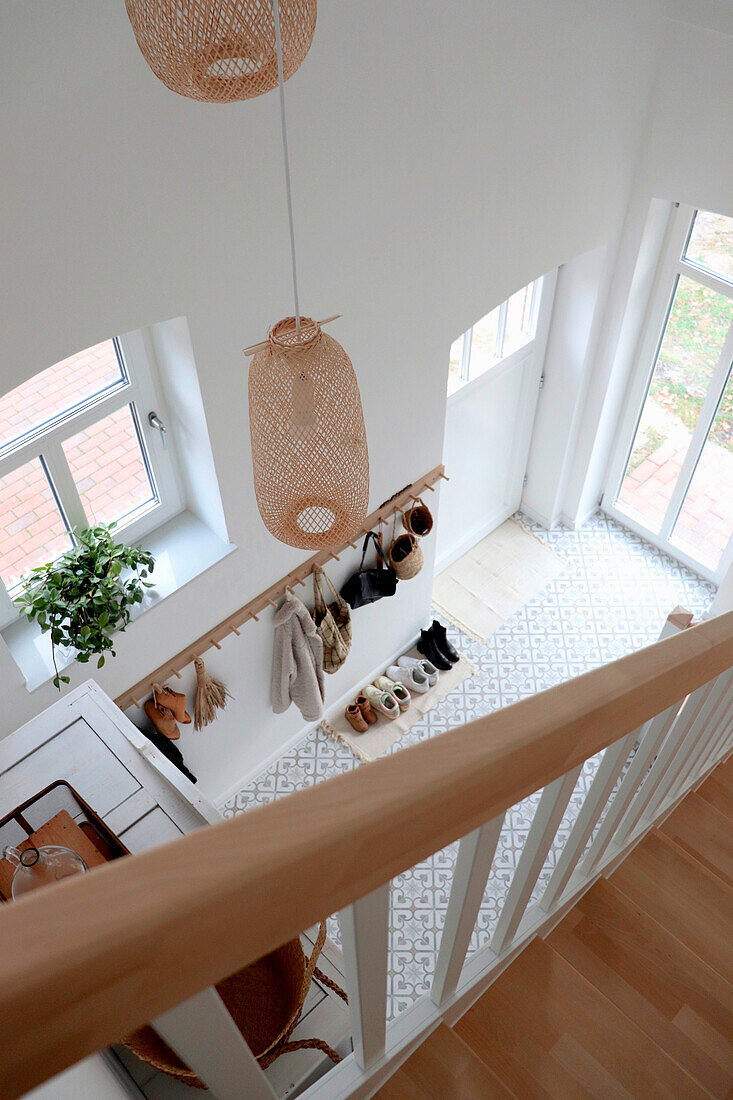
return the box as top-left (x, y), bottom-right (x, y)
top-left (447, 280), bottom-right (541, 396)
top-left (0, 331), bottom-right (181, 622)
top-left (604, 204), bottom-right (733, 582)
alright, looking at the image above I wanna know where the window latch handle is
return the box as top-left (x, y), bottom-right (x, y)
top-left (148, 411), bottom-right (167, 450)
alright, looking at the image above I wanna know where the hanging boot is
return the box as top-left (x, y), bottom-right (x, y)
top-left (144, 698), bottom-right (181, 741)
top-left (152, 683), bottom-right (191, 724)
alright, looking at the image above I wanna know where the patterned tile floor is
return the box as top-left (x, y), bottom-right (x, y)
top-left (222, 511), bottom-right (715, 1020)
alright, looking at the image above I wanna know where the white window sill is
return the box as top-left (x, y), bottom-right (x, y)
top-left (2, 511), bottom-right (234, 692)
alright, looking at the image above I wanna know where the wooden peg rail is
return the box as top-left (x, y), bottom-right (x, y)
top-left (114, 464), bottom-right (447, 712)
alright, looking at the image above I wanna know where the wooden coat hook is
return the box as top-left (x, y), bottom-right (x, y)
top-left (114, 463), bottom-right (445, 712)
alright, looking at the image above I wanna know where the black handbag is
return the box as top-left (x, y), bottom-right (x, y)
top-left (341, 531), bottom-right (398, 609)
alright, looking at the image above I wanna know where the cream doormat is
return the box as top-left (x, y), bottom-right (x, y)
top-left (321, 648), bottom-right (475, 762)
top-left (433, 519), bottom-right (567, 642)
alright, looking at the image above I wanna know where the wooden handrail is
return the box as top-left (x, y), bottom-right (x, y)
top-left (2, 609), bottom-right (733, 1097)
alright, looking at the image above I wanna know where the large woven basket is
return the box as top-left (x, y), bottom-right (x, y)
top-left (388, 532), bottom-right (424, 580)
top-left (125, 922), bottom-right (343, 1085)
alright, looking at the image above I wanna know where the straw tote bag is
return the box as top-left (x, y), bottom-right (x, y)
top-left (388, 514), bottom-right (424, 580)
top-left (313, 565), bottom-right (352, 673)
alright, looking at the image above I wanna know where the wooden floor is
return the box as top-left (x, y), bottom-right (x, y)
top-left (375, 758), bottom-right (733, 1099)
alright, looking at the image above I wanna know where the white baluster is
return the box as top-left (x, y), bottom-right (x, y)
top-left (678, 688), bottom-right (733, 793)
top-left (581, 687), bottom-right (701, 872)
top-left (616, 671), bottom-right (729, 845)
top-left (694, 704), bottom-right (733, 785)
top-left (338, 883), bottom-right (390, 1070)
top-left (491, 766), bottom-right (581, 955)
top-left (539, 729), bottom-right (637, 912)
top-left (575, 609), bottom-right (690, 873)
top-left (154, 986), bottom-right (277, 1100)
top-left (431, 814), bottom-right (504, 1006)
top-left (645, 669), bottom-right (733, 819)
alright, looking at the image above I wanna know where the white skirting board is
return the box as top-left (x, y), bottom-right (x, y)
top-left (215, 632), bottom-right (427, 809)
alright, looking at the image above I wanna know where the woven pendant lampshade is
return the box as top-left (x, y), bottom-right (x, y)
top-left (249, 317), bottom-right (369, 549)
top-left (125, 0), bottom-right (317, 103)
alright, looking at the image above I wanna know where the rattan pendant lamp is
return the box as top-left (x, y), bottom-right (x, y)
top-left (245, 2), bottom-right (369, 549)
top-left (124, 0), bottom-right (317, 103)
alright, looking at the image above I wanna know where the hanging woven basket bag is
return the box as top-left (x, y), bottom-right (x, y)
top-left (124, 922), bottom-right (346, 1086)
top-left (388, 515), bottom-right (424, 580)
top-left (402, 498), bottom-right (434, 538)
top-left (312, 565), bottom-right (352, 673)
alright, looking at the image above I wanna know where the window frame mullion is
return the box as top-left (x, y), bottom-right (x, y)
top-left (495, 300), bottom-right (508, 360)
top-left (0, 578), bottom-right (18, 629)
top-left (460, 328), bottom-right (472, 382)
top-left (40, 441), bottom-right (89, 538)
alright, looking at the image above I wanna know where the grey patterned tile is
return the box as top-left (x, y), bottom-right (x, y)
top-left (222, 511), bottom-right (715, 1020)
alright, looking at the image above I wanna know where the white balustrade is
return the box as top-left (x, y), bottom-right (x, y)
top-left (154, 986), bottom-right (277, 1100)
top-left (133, 607), bottom-right (733, 1100)
top-left (338, 883), bottom-right (390, 1070)
top-left (431, 814), bottom-right (505, 1006)
top-left (491, 766), bottom-right (582, 954)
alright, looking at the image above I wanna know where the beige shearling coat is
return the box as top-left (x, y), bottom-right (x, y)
top-left (271, 592), bottom-right (326, 721)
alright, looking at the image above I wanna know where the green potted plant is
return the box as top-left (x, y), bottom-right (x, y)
top-left (14, 524), bottom-right (155, 688)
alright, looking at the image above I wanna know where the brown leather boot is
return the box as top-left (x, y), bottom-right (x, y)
top-left (345, 703), bottom-right (368, 733)
top-left (144, 698), bottom-right (181, 741)
top-left (152, 683), bottom-right (191, 724)
top-left (356, 694), bottom-right (378, 725)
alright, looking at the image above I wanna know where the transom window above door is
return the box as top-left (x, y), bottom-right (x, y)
top-left (447, 280), bottom-right (540, 396)
top-left (605, 204), bottom-right (733, 581)
top-left (0, 332), bottom-right (181, 613)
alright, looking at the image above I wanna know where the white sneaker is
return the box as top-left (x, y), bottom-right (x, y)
top-left (374, 675), bottom-right (411, 711)
top-left (363, 683), bottom-right (400, 719)
top-left (397, 655), bottom-right (438, 687)
top-left (387, 663), bottom-right (429, 694)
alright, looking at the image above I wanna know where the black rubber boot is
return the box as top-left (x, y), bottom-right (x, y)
top-left (431, 620), bottom-right (459, 664)
top-left (417, 628), bottom-right (452, 671)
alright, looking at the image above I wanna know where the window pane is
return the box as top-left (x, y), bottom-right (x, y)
top-left (616, 276), bottom-right (733, 532)
top-left (0, 459), bottom-right (72, 590)
top-left (468, 306), bottom-right (501, 381)
top-left (503, 282), bottom-right (537, 357)
top-left (0, 340), bottom-right (125, 454)
top-left (672, 369), bottom-right (733, 570)
top-left (447, 334), bottom-right (466, 395)
top-left (63, 405), bottom-right (156, 528)
top-left (684, 209), bottom-right (733, 284)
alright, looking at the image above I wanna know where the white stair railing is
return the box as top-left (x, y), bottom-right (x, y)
top-left (2, 606), bottom-right (733, 1100)
top-left (299, 606), bottom-right (732, 1100)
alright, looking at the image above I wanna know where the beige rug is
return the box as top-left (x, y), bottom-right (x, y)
top-left (432, 519), bottom-right (567, 642)
top-left (321, 648), bottom-right (475, 762)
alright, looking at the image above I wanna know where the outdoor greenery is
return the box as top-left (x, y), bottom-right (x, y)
top-left (628, 425), bottom-right (665, 472)
top-left (650, 277), bottom-right (733, 450)
top-left (15, 524), bottom-right (155, 688)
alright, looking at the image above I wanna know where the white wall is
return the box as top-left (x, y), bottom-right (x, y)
top-left (523, 246), bottom-right (609, 528)
top-left (0, 1), bottom-right (662, 800)
top-left (554, 17), bottom-right (733, 531)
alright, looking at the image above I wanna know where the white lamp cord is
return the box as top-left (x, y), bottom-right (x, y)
top-left (272, 0), bottom-right (301, 335)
